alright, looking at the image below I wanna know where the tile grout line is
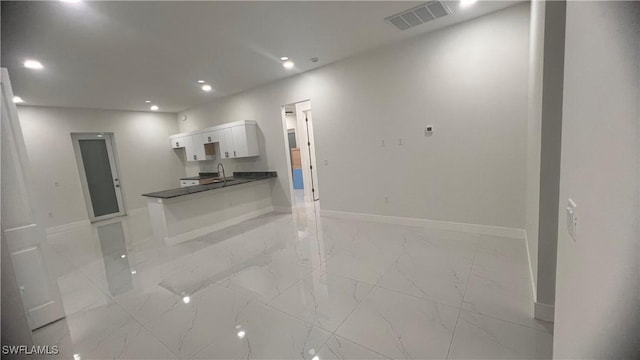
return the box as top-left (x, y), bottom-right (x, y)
top-left (318, 247), bottom-right (405, 359)
top-left (460, 308), bottom-right (554, 334)
top-left (307, 209), bottom-right (393, 359)
top-left (445, 242), bottom-right (480, 359)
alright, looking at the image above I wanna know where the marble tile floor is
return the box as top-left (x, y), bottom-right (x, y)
top-left (34, 204), bottom-right (553, 359)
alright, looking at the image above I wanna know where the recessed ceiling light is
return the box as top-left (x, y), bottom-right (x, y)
top-left (201, 84), bottom-right (212, 92)
top-left (182, 296), bottom-right (191, 304)
top-left (60, 0), bottom-right (82, 3)
top-left (197, 80), bottom-right (206, 84)
top-left (280, 56), bottom-right (289, 61)
top-left (12, 96), bottom-right (24, 104)
top-left (460, 0), bottom-right (477, 7)
top-left (283, 60), bottom-right (294, 69)
top-left (23, 59), bottom-right (44, 70)
top-left (150, 105), bottom-right (159, 111)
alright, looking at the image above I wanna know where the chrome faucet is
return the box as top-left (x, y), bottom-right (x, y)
top-left (217, 163), bottom-right (226, 185)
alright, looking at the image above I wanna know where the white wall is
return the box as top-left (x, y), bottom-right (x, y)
top-left (526, 0), bottom-right (545, 298)
top-left (179, 4), bottom-right (530, 229)
top-left (18, 106), bottom-right (185, 228)
top-left (554, 1), bottom-right (639, 358)
top-left (528, 0), bottom-right (567, 314)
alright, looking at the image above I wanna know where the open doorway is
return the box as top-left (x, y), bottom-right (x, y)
top-left (281, 100), bottom-right (320, 208)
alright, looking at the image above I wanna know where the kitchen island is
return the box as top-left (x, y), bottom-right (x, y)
top-left (142, 172), bottom-right (277, 246)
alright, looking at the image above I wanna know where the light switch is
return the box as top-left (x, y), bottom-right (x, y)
top-left (566, 198), bottom-right (578, 241)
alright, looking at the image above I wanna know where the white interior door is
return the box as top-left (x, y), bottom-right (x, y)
top-left (295, 101), bottom-right (320, 201)
top-left (304, 109), bottom-right (320, 201)
top-left (1, 68), bottom-right (65, 330)
top-left (72, 133), bottom-right (126, 222)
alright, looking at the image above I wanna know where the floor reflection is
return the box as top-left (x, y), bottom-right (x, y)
top-left (34, 197), bottom-right (550, 360)
top-left (96, 221), bottom-right (133, 297)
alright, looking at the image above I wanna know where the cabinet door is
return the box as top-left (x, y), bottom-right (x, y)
top-left (231, 126), bottom-right (248, 157)
top-left (171, 136), bottom-right (188, 149)
top-left (219, 128), bottom-right (235, 159)
top-left (232, 124), bottom-right (259, 157)
top-left (185, 135), bottom-right (205, 161)
top-left (201, 130), bottom-right (219, 145)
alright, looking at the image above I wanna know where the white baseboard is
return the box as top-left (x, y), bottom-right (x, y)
top-left (319, 210), bottom-right (526, 239)
top-left (45, 220), bottom-right (91, 236)
top-left (126, 207), bottom-right (148, 216)
top-left (534, 302), bottom-right (554, 323)
top-left (45, 207), bottom-right (150, 236)
top-left (524, 230), bottom-right (538, 301)
top-left (166, 206), bottom-right (275, 246)
top-left (273, 206), bottom-right (293, 214)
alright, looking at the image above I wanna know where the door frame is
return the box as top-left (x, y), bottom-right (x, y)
top-left (294, 101), bottom-right (319, 202)
top-left (280, 99), bottom-right (321, 207)
top-left (71, 133), bottom-right (126, 222)
top-left (301, 108), bottom-right (319, 201)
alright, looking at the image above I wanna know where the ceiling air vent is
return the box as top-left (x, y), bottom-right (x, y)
top-left (385, 1), bottom-right (453, 31)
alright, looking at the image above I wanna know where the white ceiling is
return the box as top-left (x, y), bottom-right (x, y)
top-left (2, 1), bottom-right (519, 113)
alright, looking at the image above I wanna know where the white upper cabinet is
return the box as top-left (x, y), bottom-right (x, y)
top-left (170, 136), bottom-right (189, 149)
top-left (169, 135), bottom-right (205, 162)
top-left (232, 124), bottom-right (259, 157)
top-left (170, 121), bottom-right (259, 161)
top-left (201, 130), bottom-right (219, 145)
top-left (219, 127), bottom-right (234, 159)
top-left (185, 136), bottom-right (206, 162)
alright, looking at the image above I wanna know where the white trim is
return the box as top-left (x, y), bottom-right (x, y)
top-left (126, 207), bottom-right (147, 216)
top-left (534, 302), bottom-right (554, 323)
top-left (524, 230), bottom-right (538, 301)
top-left (319, 210), bottom-right (526, 239)
top-left (45, 220), bottom-right (91, 236)
top-left (273, 206), bottom-right (293, 214)
top-left (165, 206), bottom-right (275, 246)
top-left (45, 207), bottom-right (146, 236)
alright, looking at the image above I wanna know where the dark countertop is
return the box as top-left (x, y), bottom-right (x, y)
top-left (179, 172), bottom-right (219, 181)
top-left (143, 172), bottom-right (277, 199)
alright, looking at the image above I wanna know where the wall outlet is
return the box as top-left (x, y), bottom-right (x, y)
top-left (425, 125), bottom-right (434, 135)
top-left (566, 198), bottom-right (578, 241)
